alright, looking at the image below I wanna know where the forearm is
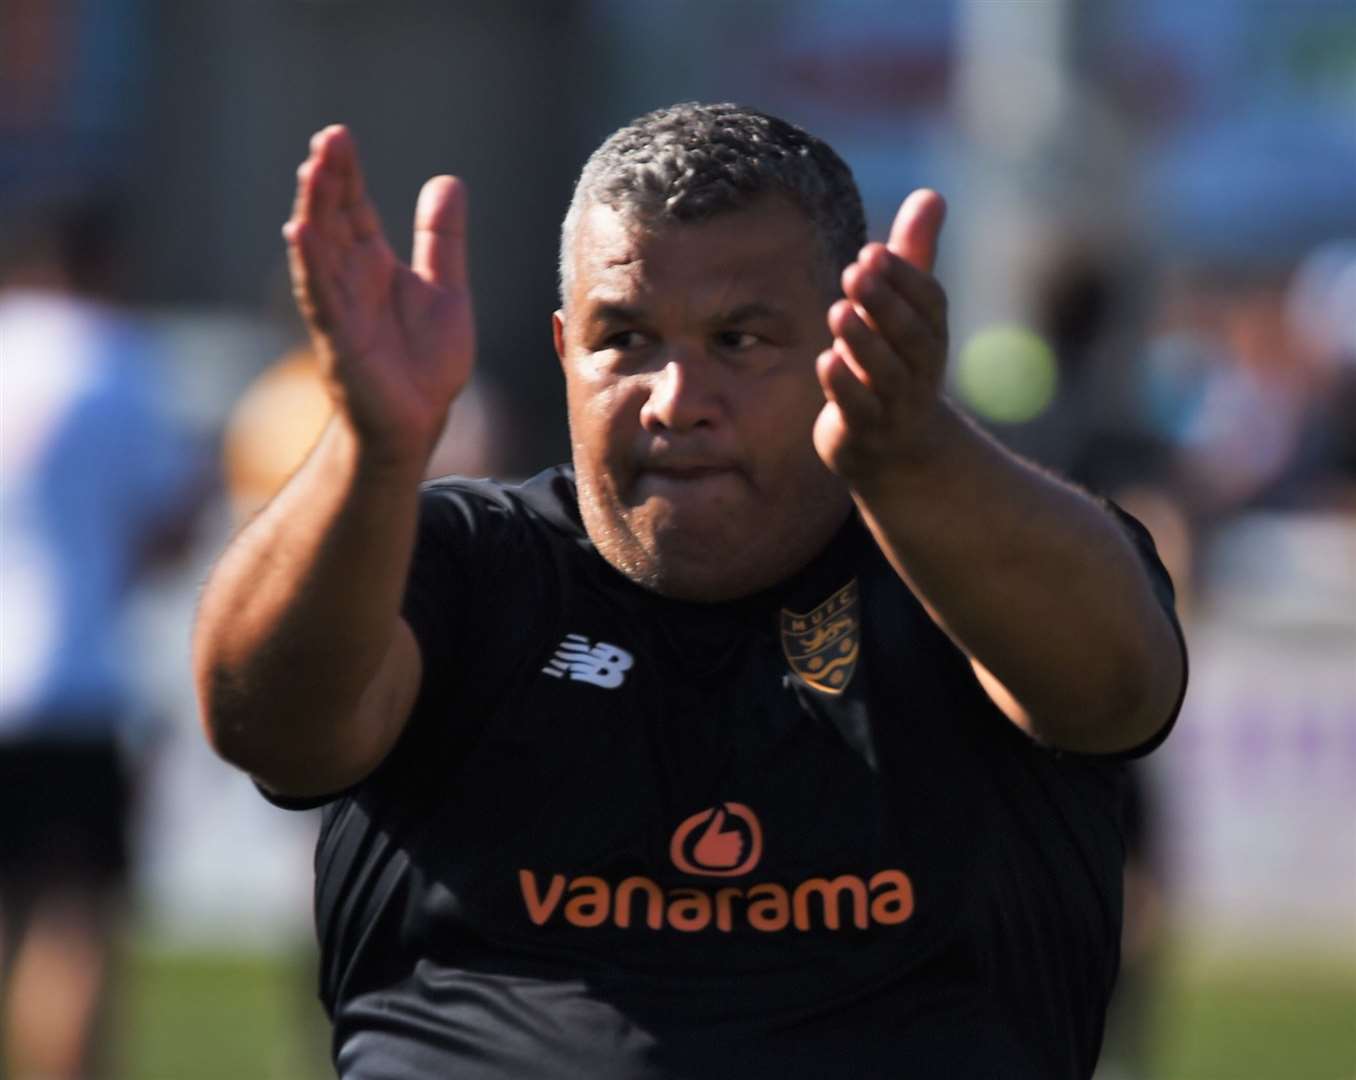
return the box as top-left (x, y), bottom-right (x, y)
top-left (193, 414), bottom-right (423, 780)
top-left (853, 404), bottom-right (1183, 752)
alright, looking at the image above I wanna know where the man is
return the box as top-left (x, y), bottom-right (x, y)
top-left (194, 104), bottom-right (1186, 1078)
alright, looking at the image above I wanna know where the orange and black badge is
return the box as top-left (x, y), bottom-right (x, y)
top-left (780, 578), bottom-right (860, 694)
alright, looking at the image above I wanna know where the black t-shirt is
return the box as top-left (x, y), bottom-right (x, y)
top-left (283, 465), bottom-right (1185, 1080)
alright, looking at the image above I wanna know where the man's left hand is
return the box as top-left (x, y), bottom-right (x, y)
top-left (813, 189), bottom-right (952, 495)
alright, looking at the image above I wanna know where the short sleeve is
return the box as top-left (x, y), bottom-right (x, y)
top-left (257, 479), bottom-right (529, 812)
top-left (399, 479), bottom-right (523, 743)
top-left (1101, 499), bottom-right (1190, 758)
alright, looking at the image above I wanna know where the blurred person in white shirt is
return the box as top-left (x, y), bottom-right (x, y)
top-left (0, 194), bottom-right (205, 1080)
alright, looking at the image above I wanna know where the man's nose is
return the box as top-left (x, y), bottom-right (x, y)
top-left (639, 353), bottom-right (720, 433)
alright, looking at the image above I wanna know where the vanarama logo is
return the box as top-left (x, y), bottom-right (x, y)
top-left (670, 802), bottom-right (762, 877)
top-left (518, 802), bottom-right (913, 933)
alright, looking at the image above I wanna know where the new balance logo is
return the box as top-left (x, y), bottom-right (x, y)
top-left (541, 634), bottom-right (634, 689)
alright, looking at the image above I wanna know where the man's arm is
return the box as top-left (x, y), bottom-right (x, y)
top-left (814, 191), bottom-right (1184, 754)
top-left (193, 126), bottom-right (475, 796)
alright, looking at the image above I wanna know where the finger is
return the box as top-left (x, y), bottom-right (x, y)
top-left (283, 220), bottom-right (311, 320)
top-left (843, 258), bottom-right (941, 372)
top-left (325, 126), bottom-right (383, 243)
top-left (289, 127), bottom-right (333, 224)
top-left (290, 158), bottom-right (315, 227)
top-left (290, 127), bottom-right (354, 255)
top-left (313, 158), bottom-right (354, 250)
top-left (828, 298), bottom-right (906, 398)
top-left (411, 175), bottom-right (468, 290)
top-left (860, 245), bottom-right (948, 340)
top-left (309, 127), bottom-right (356, 249)
top-left (843, 247), bottom-right (946, 337)
top-left (886, 189), bottom-right (946, 274)
top-left (283, 219), bottom-right (342, 336)
top-left (816, 346), bottom-right (883, 427)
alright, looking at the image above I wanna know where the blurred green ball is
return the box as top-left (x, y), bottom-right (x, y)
top-left (954, 325), bottom-right (1058, 424)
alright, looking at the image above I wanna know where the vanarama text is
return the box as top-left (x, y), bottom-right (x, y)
top-left (518, 869), bottom-right (914, 933)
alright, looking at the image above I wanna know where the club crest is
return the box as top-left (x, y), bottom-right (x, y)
top-left (780, 579), bottom-right (860, 694)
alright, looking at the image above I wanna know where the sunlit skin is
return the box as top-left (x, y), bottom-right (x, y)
top-left (554, 198), bottom-right (854, 602)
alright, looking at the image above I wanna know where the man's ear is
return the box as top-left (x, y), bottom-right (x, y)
top-left (552, 309), bottom-right (566, 368)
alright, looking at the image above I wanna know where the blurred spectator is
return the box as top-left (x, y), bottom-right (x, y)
top-left (0, 195), bottom-right (206, 1079)
top-left (223, 344), bottom-right (513, 524)
top-left (1024, 240), bottom-right (1197, 602)
top-left (1139, 259), bottom-right (1356, 519)
top-left (1284, 241), bottom-right (1356, 507)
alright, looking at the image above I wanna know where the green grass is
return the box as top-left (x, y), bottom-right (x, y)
top-left (115, 943), bottom-right (330, 1080)
top-left (1147, 953), bottom-right (1356, 1080)
top-left (112, 940), bottom-right (1356, 1079)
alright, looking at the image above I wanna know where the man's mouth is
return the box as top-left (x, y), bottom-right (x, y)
top-left (643, 465), bottom-right (736, 480)
top-left (633, 462), bottom-right (744, 497)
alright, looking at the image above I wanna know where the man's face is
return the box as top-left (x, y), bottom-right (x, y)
top-left (554, 196), bottom-right (852, 602)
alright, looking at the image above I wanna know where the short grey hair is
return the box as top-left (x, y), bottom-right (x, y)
top-left (559, 102), bottom-right (866, 305)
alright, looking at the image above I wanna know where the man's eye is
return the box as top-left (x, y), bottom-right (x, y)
top-left (716, 330), bottom-right (760, 351)
top-left (604, 330), bottom-right (648, 350)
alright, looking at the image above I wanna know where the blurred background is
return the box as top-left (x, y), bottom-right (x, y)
top-left (1, 1), bottom-right (1352, 1077)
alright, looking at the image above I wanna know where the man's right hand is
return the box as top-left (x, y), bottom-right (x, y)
top-left (195, 126), bottom-right (468, 795)
top-left (283, 125), bottom-right (474, 468)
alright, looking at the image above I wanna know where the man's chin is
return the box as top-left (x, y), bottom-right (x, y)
top-left (578, 480), bottom-right (848, 601)
top-left (614, 520), bottom-right (816, 602)
top-left (585, 513), bottom-right (756, 601)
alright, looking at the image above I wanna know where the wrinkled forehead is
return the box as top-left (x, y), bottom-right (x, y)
top-left (562, 198), bottom-right (828, 315)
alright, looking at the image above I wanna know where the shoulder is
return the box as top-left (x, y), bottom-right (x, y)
top-left (403, 465), bottom-right (587, 643)
top-left (415, 464), bottom-right (585, 543)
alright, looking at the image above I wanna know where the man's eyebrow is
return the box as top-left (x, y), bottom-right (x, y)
top-left (581, 301), bottom-right (790, 325)
top-left (584, 303), bottom-right (645, 324)
top-left (711, 302), bottom-right (789, 325)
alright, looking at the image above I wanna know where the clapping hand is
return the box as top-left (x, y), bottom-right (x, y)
top-left (813, 190), bottom-right (951, 497)
top-left (284, 125), bottom-right (475, 467)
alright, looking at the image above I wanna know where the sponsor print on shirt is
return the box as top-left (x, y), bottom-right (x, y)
top-left (518, 801), bottom-right (913, 934)
top-left (541, 633), bottom-right (634, 689)
top-left (781, 579), bottom-right (860, 694)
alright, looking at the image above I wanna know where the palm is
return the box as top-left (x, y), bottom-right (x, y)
top-left (337, 253), bottom-right (472, 440)
top-left (285, 126), bottom-right (474, 463)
